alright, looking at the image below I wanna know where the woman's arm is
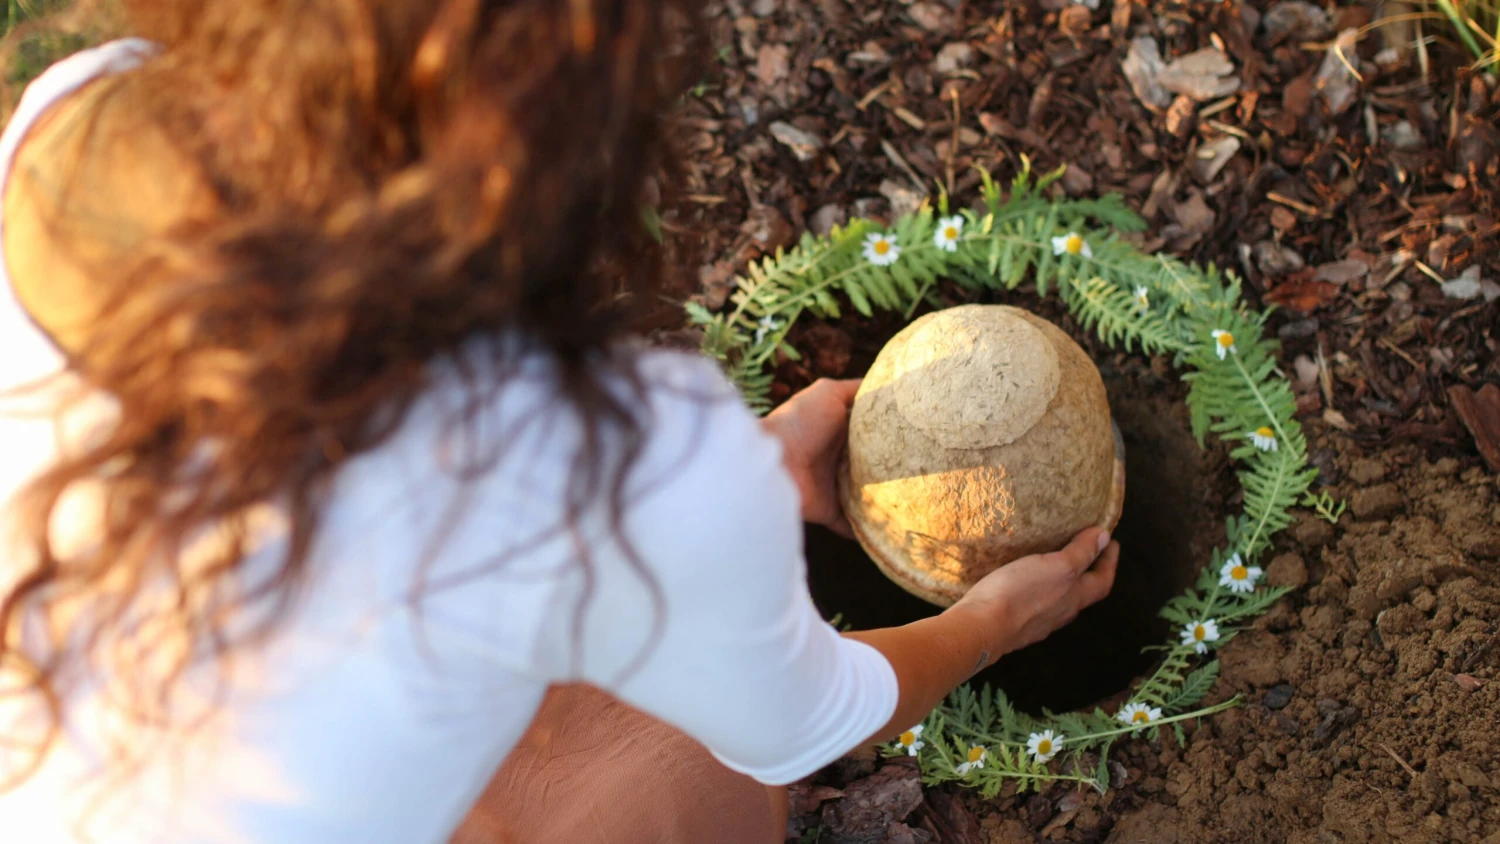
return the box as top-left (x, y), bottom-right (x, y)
top-left (847, 528), bottom-right (1118, 743)
top-left (538, 361), bottom-right (1116, 785)
top-left (766, 378), bottom-right (1119, 745)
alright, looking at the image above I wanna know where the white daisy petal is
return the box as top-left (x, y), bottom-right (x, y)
top-left (1134, 286), bottom-right (1150, 313)
top-left (1211, 329), bottom-right (1236, 360)
top-left (933, 216), bottom-right (964, 252)
top-left (1116, 702), bottom-right (1162, 731)
top-left (956, 745), bottom-right (987, 774)
top-left (753, 315), bottom-right (779, 345)
top-left (863, 232), bottom-right (901, 266)
top-left (1180, 619), bottom-right (1221, 654)
top-left (1026, 730), bottom-right (1063, 762)
top-left (1248, 426), bottom-right (1278, 452)
top-left (1218, 555), bottom-right (1263, 593)
top-left (1051, 232), bottom-right (1091, 258)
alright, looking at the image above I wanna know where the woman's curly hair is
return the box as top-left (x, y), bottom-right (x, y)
top-left (0, 0), bottom-right (706, 787)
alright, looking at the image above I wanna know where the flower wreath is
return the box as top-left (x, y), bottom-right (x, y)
top-left (688, 162), bottom-right (1317, 794)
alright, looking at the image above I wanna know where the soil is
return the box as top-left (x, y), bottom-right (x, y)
top-left (662, 0), bottom-right (1500, 840)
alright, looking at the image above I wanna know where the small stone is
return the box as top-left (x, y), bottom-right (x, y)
top-left (1314, 30), bottom-right (1361, 115)
top-left (810, 203), bottom-right (847, 237)
top-left (1267, 552), bottom-right (1309, 588)
top-left (1253, 240), bottom-right (1306, 276)
top-left (740, 204), bottom-right (795, 252)
top-left (1122, 37), bottom-right (1172, 109)
top-left (1189, 136), bottom-right (1240, 182)
top-left (1347, 458), bottom-right (1387, 485)
top-left (851, 197), bottom-right (887, 220)
top-left (1278, 319), bottom-right (1320, 340)
top-left (1061, 163), bottom-right (1095, 195)
top-left (1261, 0), bottom-right (1333, 41)
top-left (1383, 120), bottom-right (1424, 151)
top-left (1313, 259), bottom-right (1369, 285)
top-left (1442, 266), bottom-right (1487, 301)
top-left (1291, 516), bottom-right (1336, 548)
top-left (907, 1), bottom-right (955, 33)
top-left (1351, 484), bottom-right (1403, 520)
top-left (769, 121), bottom-right (825, 162)
top-left (1293, 355), bottom-right (1319, 389)
top-left (1263, 684), bottom-right (1295, 710)
top-left (755, 43), bottom-right (790, 85)
top-left (932, 42), bottom-right (975, 75)
top-left (878, 179), bottom-right (925, 219)
top-left (1058, 4), bottom-right (1093, 38)
top-left (1454, 674), bottom-right (1487, 692)
top-left (1157, 48), bottom-right (1240, 101)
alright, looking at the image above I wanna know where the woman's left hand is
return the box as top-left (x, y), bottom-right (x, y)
top-left (761, 378), bottom-right (862, 537)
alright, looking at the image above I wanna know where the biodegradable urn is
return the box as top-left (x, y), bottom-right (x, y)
top-left (839, 304), bottom-right (1126, 607)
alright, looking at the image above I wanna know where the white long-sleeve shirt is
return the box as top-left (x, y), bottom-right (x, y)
top-left (0, 41), bottom-right (899, 844)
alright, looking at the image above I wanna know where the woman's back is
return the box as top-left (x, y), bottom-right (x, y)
top-left (0, 45), bottom-right (897, 843)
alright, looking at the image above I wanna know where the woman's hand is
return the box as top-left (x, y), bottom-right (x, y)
top-left (949, 527), bottom-right (1120, 670)
top-left (851, 527), bottom-right (1118, 745)
top-left (761, 378), bottom-right (862, 537)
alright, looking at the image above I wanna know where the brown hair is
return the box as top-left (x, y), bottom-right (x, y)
top-left (0, 0), bottom-right (705, 787)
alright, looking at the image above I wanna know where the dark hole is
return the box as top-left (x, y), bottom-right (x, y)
top-left (806, 379), bottom-right (1221, 715)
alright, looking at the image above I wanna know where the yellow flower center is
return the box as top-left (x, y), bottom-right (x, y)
top-left (968, 746), bottom-right (985, 763)
top-left (899, 730), bottom-right (916, 746)
top-left (1065, 234), bottom-right (1084, 255)
top-left (1231, 565), bottom-right (1248, 580)
top-left (944, 226), bottom-right (959, 240)
top-left (1194, 625), bottom-right (1207, 641)
top-left (874, 240), bottom-right (891, 256)
top-left (1036, 740), bottom-right (1052, 755)
top-left (1256, 426), bottom-right (1273, 438)
top-left (1132, 710), bottom-right (1150, 724)
top-left (1217, 332), bottom-right (1235, 348)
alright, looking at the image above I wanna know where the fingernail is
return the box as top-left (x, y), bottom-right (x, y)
top-left (1096, 531), bottom-right (1111, 554)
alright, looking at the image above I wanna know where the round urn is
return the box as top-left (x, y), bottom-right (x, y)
top-left (839, 304), bottom-right (1126, 606)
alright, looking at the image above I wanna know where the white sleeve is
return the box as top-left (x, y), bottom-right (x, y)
top-left (535, 355), bottom-right (900, 786)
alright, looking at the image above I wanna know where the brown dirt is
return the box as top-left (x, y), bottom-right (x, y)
top-left (662, 0), bottom-right (1500, 841)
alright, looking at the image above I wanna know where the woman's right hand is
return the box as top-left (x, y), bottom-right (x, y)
top-left (949, 527), bottom-right (1120, 671)
top-left (849, 526), bottom-right (1119, 748)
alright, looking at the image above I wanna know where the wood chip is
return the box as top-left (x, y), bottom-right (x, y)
top-left (892, 106), bottom-right (927, 130)
top-left (1447, 384), bottom-right (1500, 472)
top-left (1268, 191), bottom-right (1320, 216)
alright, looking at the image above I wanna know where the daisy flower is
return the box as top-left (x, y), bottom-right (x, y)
top-left (753, 315), bottom-right (779, 345)
top-left (1219, 554), bottom-right (1263, 594)
top-left (1026, 730), bottom-right (1064, 763)
top-left (863, 232), bottom-right (901, 266)
top-left (1116, 702), bottom-right (1162, 730)
top-left (893, 724), bottom-right (924, 756)
top-left (956, 745), bottom-right (987, 775)
top-left (933, 215), bottom-right (964, 252)
top-left (1248, 426), bottom-right (1278, 453)
top-left (1134, 286), bottom-right (1150, 314)
top-left (1211, 329), bottom-right (1236, 360)
top-left (1180, 618), bottom-right (1220, 654)
top-left (1051, 232), bottom-right (1093, 258)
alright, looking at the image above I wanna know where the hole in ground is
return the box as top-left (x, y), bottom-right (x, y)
top-left (807, 378), bottom-right (1224, 714)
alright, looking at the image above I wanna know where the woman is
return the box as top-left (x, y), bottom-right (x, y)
top-left (0, 2), bottom-right (1119, 842)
